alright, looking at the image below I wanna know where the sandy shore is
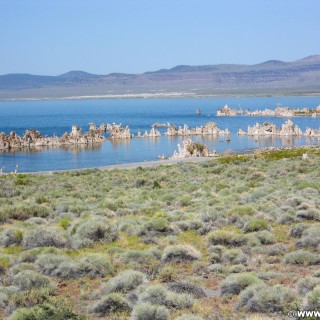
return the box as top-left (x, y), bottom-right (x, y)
top-left (20, 156), bottom-right (216, 175)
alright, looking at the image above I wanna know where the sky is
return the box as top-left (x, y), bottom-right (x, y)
top-left (1, 0), bottom-right (320, 75)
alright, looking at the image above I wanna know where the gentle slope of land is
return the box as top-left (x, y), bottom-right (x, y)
top-left (0, 147), bottom-right (320, 319)
top-left (1, 55), bottom-right (320, 100)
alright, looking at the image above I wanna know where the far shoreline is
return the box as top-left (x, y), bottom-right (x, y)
top-left (1, 92), bottom-right (320, 102)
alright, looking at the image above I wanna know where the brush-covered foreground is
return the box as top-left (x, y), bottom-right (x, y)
top-left (1, 148), bottom-right (320, 319)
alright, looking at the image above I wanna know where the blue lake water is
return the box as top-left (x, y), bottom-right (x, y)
top-left (0, 96), bottom-right (320, 172)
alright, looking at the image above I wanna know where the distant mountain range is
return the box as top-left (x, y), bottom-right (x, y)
top-left (1, 55), bottom-right (320, 99)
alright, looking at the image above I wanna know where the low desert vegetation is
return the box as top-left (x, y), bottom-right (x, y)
top-left (1, 146), bottom-right (320, 318)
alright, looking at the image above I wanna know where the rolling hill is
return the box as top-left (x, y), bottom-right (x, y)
top-left (0, 55), bottom-right (320, 99)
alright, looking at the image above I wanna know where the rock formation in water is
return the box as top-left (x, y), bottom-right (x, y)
top-left (164, 122), bottom-right (228, 136)
top-left (0, 123), bottom-right (105, 150)
top-left (170, 138), bottom-right (217, 159)
top-left (238, 120), bottom-right (320, 138)
top-left (106, 123), bottom-right (133, 139)
top-left (217, 104), bottom-right (243, 116)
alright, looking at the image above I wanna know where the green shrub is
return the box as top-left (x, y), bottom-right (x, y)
top-left (175, 315), bottom-right (204, 320)
top-left (8, 300), bottom-right (86, 320)
top-left (244, 219), bottom-right (269, 233)
top-left (255, 230), bottom-right (275, 244)
top-left (305, 285), bottom-right (320, 310)
top-left (140, 285), bottom-right (168, 305)
top-left (77, 253), bottom-right (113, 278)
top-left (121, 248), bottom-right (161, 265)
top-left (22, 227), bottom-right (66, 249)
top-left (220, 273), bottom-right (262, 296)
top-left (167, 282), bottom-right (206, 299)
top-left (290, 223), bottom-right (308, 238)
top-left (165, 291), bottom-right (194, 309)
top-left (58, 217), bottom-right (71, 230)
top-left (71, 217), bottom-right (118, 249)
top-left (36, 254), bottom-right (71, 276)
top-left (105, 269), bottom-right (147, 293)
top-left (208, 263), bottom-right (226, 274)
top-left (140, 218), bottom-right (170, 234)
top-left (297, 276), bottom-right (320, 294)
top-left (131, 302), bottom-right (169, 320)
top-left (284, 251), bottom-right (320, 266)
top-left (1, 228), bottom-right (24, 247)
top-left (12, 270), bottom-right (56, 292)
top-left (237, 283), bottom-right (297, 313)
top-left (225, 206), bottom-right (255, 217)
top-left (8, 263), bottom-right (36, 276)
top-left (297, 225), bottom-right (320, 248)
top-left (161, 245), bottom-right (201, 263)
top-left (207, 230), bottom-right (247, 247)
top-left (91, 293), bottom-right (130, 316)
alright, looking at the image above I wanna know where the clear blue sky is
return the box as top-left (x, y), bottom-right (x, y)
top-left (1, 0), bottom-right (319, 75)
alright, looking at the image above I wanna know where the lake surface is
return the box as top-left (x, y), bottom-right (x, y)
top-left (0, 96), bottom-right (320, 172)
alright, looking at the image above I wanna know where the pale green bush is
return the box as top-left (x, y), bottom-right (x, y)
top-left (22, 227), bottom-right (66, 249)
top-left (284, 251), bottom-right (320, 265)
top-left (237, 283), bottom-right (296, 313)
top-left (161, 245), bottom-right (201, 263)
top-left (12, 270), bottom-right (56, 292)
top-left (91, 293), bottom-right (130, 316)
top-left (220, 273), bottom-right (262, 296)
top-left (105, 269), bottom-right (147, 293)
top-left (71, 217), bottom-right (118, 249)
top-left (305, 285), bottom-right (320, 310)
top-left (131, 302), bottom-right (169, 320)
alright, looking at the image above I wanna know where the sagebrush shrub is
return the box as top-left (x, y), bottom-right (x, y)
top-left (1, 228), bottom-right (24, 247)
top-left (175, 315), bottom-right (204, 320)
top-left (207, 230), bottom-right (247, 247)
top-left (12, 270), bottom-right (56, 292)
top-left (220, 273), bottom-right (262, 296)
top-left (131, 302), bottom-right (169, 320)
top-left (104, 269), bottom-right (147, 293)
top-left (305, 285), bottom-right (320, 310)
top-left (284, 251), bottom-right (320, 266)
top-left (237, 283), bottom-right (296, 313)
top-left (297, 225), bottom-right (320, 248)
top-left (22, 227), bottom-right (66, 249)
top-left (161, 245), bottom-right (201, 263)
top-left (91, 293), bottom-right (130, 316)
top-left (167, 282), bottom-right (206, 298)
top-left (244, 220), bottom-right (269, 233)
top-left (71, 217), bottom-right (118, 249)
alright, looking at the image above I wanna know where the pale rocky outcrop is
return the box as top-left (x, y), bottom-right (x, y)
top-left (238, 120), bottom-right (320, 138)
top-left (107, 123), bottom-right (133, 139)
top-left (164, 122), bottom-right (227, 136)
top-left (217, 104), bottom-right (243, 116)
top-left (0, 122), bottom-right (105, 151)
top-left (139, 127), bottom-right (161, 138)
top-left (170, 138), bottom-right (216, 159)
